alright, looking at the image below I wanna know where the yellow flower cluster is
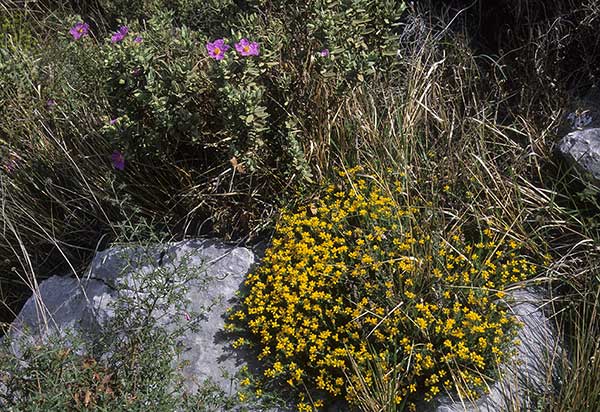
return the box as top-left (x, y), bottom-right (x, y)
top-left (229, 168), bottom-right (535, 410)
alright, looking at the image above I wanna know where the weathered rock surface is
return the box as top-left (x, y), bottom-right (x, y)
top-left (8, 239), bottom-right (261, 400)
top-left (557, 127), bottom-right (600, 184)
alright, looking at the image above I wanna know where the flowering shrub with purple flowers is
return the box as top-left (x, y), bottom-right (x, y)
top-left (0, 2), bottom-right (410, 260)
top-left (99, 16), bottom-right (215, 161)
top-left (16, 1), bottom-right (408, 183)
top-left (206, 37), bottom-right (260, 59)
top-left (96, 14), bottom-right (308, 181)
top-left (234, 38), bottom-right (260, 57)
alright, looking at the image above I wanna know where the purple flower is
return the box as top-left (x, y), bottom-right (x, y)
top-left (234, 38), bottom-right (259, 56)
top-left (206, 39), bottom-right (230, 60)
top-left (46, 99), bottom-right (56, 109)
top-left (111, 26), bottom-right (129, 43)
top-left (111, 150), bottom-right (125, 170)
top-left (109, 118), bottom-right (118, 125)
top-left (320, 48), bottom-right (330, 57)
top-left (134, 36), bottom-right (143, 44)
top-left (69, 22), bottom-right (89, 40)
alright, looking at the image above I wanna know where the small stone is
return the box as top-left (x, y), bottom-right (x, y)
top-left (557, 128), bottom-right (600, 184)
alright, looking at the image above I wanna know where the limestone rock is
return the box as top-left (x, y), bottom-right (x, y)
top-left (557, 127), bottom-right (600, 184)
top-left (8, 239), bottom-right (261, 400)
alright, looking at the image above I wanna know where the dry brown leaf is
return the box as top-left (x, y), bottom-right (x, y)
top-left (229, 156), bottom-right (246, 174)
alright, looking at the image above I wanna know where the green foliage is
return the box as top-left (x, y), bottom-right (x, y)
top-left (0, 11), bottom-right (36, 52)
top-left (99, 16), bottom-right (217, 161)
top-left (82, 0), bottom-right (409, 169)
top-left (4, 1), bottom-right (600, 410)
top-left (265, 0), bottom-right (407, 82)
top-left (96, 0), bottom-right (238, 34)
top-left (95, 10), bottom-right (309, 175)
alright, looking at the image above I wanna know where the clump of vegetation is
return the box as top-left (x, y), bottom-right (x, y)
top-left (229, 168), bottom-right (536, 410)
top-left (0, 0), bottom-right (410, 315)
top-left (2, 0), bottom-right (600, 410)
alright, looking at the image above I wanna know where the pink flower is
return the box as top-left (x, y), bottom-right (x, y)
top-left (320, 48), bottom-right (330, 57)
top-left (111, 26), bottom-right (129, 43)
top-left (69, 22), bottom-right (89, 40)
top-left (206, 39), bottom-right (230, 60)
top-left (111, 150), bottom-right (125, 170)
top-left (234, 38), bottom-right (259, 56)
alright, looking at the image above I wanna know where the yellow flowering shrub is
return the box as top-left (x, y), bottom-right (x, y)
top-left (229, 168), bottom-right (536, 410)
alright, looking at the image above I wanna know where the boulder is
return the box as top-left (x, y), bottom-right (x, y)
top-left (7, 239), bottom-right (262, 400)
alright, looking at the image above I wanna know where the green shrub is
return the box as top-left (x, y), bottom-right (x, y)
top-left (96, 0), bottom-right (410, 171)
top-left (74, 0), bottom-right (410, 172)
top-left (97, 13), bottom-right (280, 173)
top-left (229, 168), bottom-right (536, 410)
top-left (99, 16), bottom-right (217, 162)
top-left (0, 12), bottom-right (36, 52)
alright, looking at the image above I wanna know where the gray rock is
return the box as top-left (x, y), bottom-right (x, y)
top-left (557, 127), bottom-right (600, 184)
top-left (560, 86), bottom-right (600, 135)
top-left (8, 239), bottom-right (260, 399)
